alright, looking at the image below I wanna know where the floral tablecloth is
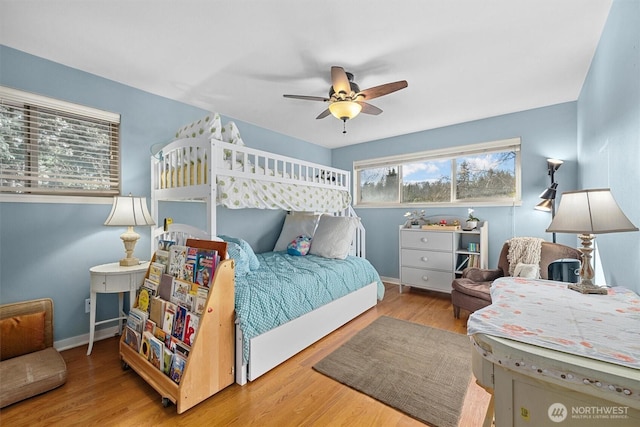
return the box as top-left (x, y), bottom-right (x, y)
top-left (467, 277), bottom-right (640, 369)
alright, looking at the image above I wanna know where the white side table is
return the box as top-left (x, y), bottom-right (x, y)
top-left (87, 261), bottom-right (149, 355)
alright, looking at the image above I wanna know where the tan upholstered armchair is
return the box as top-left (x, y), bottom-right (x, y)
top-left (451, 240), bottom-right (581, 318)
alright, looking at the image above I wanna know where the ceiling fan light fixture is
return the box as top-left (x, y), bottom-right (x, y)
top-left (329, 101), bottom-right (362, 121)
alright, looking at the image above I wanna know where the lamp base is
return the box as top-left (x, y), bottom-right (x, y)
top-left (119, 257), bottom-right (140, 267)
top-left (568, 282), bottom-right (608, 295)
top-left (119, 226), bottom-right (140, 267)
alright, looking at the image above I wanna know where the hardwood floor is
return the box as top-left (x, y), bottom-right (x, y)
top-left (0, 283), bottom-right (491, 426)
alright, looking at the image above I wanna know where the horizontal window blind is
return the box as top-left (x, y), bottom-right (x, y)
top-left (354, 138), bottom-right (521, 171)
top-left (0, 86), bottom-right (121, 196)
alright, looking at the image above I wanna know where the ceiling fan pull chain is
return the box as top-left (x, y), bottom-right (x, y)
top-left (342, 118), bottom-right (347, 134)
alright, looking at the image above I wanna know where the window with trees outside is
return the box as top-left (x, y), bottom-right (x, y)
top-left (0, 86), bottom-right (120, 200)
top-left (354, 138), bottom-right (521, 207)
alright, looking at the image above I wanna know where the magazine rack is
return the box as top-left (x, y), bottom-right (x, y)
top-left (119, 239), bottom-right (235, 413)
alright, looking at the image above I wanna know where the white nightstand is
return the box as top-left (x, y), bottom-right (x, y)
top-left (87, 261), bottom-right (149, 355)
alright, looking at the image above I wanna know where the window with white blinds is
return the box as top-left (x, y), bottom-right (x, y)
top-left (0, 86), bottom-right (120, 197)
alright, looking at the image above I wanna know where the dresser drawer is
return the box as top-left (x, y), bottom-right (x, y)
top-left (400, 230), bottom-right (453, 251)
top-left (401, 249), bottom-right (453, 270)
top-left (400, 267), bottom-right (453, 293)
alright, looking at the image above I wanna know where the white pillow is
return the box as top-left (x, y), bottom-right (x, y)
top-left (309, 215), bottom-right (359, 259)
top-left (513, 263), bottom-right (540, 279)
top-left (273, 212), bottom-right (320, 251)
top-left (175, 113), bottom-right (222, 140)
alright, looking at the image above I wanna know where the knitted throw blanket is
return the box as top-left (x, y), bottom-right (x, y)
top-left (507, 237), bottom-right (544, 276)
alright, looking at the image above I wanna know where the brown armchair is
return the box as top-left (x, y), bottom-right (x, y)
top-left (451, 241), bottom-right (581, 318)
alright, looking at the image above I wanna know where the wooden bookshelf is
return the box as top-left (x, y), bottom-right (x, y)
top-left (119, 240), bottom-right (235, 414)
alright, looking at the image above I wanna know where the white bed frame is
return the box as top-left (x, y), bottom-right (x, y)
top-left (150, 136), bottom-right (375, 385)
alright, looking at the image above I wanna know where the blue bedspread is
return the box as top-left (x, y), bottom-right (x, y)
top-left (235, 252), bottom-right (384, 363)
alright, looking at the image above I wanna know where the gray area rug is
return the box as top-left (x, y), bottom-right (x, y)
top-left (313, 316), bottom-right (472, 427)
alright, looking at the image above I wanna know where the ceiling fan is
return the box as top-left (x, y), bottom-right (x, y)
top-left (283, 66), bottom-right (408, 133)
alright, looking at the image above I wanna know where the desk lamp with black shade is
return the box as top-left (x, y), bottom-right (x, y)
top-left (546, 188), bottom-right (638, 294)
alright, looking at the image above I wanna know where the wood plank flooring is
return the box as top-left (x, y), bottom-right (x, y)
top-left (0, 283), bottom-right (491, 426)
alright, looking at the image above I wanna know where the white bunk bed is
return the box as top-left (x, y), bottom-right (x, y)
top-left (150, 129), bottom-right (378, 386)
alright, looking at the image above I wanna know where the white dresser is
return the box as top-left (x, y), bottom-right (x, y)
top-left (399, 222), bottom-right (488, 294)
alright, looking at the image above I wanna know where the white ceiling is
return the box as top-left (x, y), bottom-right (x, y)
top-left (1, 0), bottom-right (612, 149)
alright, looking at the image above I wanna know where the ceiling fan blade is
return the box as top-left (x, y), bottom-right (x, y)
top-left (331, 66), bottom-right (351, 95)
top-left (283, 94), bottom-right (329, 102)
top-left (358, 102), bottom-right (383, 115)
top-left (357, 80), bottom-right (408, 101)
top-left (316, 108), bottom-right (332, 119)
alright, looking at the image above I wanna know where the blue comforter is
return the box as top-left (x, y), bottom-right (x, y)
top-left (235, 252), bottom-right (384, 363)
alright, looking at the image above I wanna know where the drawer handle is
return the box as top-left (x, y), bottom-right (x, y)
top-left (420, 237), bottom-right (428, 243)
top-left (421, 256), bottom-right (429, 262)
top-left (422, 276), bottom-right (429, 282)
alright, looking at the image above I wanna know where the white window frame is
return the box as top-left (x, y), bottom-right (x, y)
top-left (0, 86), bottom-right (121, 204)
top-left (353, 138), bottom-right (522, 208)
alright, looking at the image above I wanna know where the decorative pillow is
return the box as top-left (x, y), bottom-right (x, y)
top-left (513, 263), bottom-right (540, 279)
top-left (221, 121), bottom-right (246, 160)
top-left (0, 311), bottom-right (46, 361)
top-left (175, 113), bottom-right (222, 140)
top-left (309, 215), bottom-right (360, 259)
top-left (224, 241), bottom-right (251, 276)
top-left (273, 212), bottom-right (321, 251)
top-left (287, 235), bottom-right (312, 256)
top-left (219, 235), bottom-right (260, 270)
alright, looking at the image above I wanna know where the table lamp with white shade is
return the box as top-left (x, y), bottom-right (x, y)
top-left (546, 188), bottom-right (638, 294)
top-left (104, 194), bottom-right (155, 266)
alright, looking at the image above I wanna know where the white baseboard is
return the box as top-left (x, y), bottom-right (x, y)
top-left (380, 276), bottom-right (400, 285)
top-left (54, 326), bottom-right (121, 352)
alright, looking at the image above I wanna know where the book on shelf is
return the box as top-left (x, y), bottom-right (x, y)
top-left (154, 249), bottom-right (170, 271)
top-left (170, 353), bottom-right (187, 384)
top-left (144, 319), bottom-right (156, 334)
top-left (168, 245), bottom-right (188, 278)
top-left (148, 335), bottom-right (164, 371)
top-left (148, 262), bottom-right (165, 284)
top-left (142, 278), bottom-right (159, 297)
top-left (173, 340), bottom-right (191, 358)
top-left (467, 254), bottom-right (480, 268)
top-left (137, 287), bottom-right (152, 313)
top-left (162, 302), bottom-right (176, 336)
top-left (158, 274), bottom-right (173, 301)
top-left (467, 242), bottom-right (480, 252)
top-left (183, 311), bottom-right (199, 346)
top-left (172, 278), bottom-right (191, 306)
top-left (194, 286), bottom-right (208, 316)
top-left (153, 327), bottom-right (168, 347)
top-left (149, 296), bottom-right (166, 328)
top-left (183, 247), bottom-right (199, 282)
top-left (172, 305), bottom-right (187, 342)
top-left (124, 325), bottom-right (141, 352)
top-left (139, 331), bottom-right (152, 360)
top-left (163, 347), bottom-right (173, 375)
top-left (195, 249), bottom-right (217, 288)
top-left (127, 307), bottom-right (148, 334)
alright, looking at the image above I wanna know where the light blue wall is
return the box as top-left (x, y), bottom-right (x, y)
top-left (577, 0), bottom-right (640, 291)
top-left (1, 0), bottom-right (639, 344)
top-left (333, 103), bottom-right (580, 278)
top-left (0, 46), bottom-right (330, 342)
